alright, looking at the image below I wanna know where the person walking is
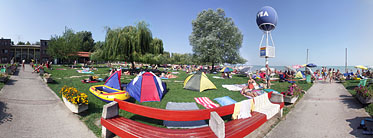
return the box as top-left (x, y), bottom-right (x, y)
top-left (22, 59), bottom-right (25, 71)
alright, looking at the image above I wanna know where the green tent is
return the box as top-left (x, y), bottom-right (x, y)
top-left (184, 72), bottom-right (217, 92)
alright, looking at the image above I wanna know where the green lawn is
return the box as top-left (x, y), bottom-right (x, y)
top-left (342, 79), bottom-right (373, 116)
top-left (45, 65), bottom-right (313, 137)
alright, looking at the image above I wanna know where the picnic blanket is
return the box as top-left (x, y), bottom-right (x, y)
top-left (76, 70), bottom-right (94, 74)
top-left (253, 93), bottom-right (280, 120)
top-left (81, 80), bottom-right (99, 83)
top-left (212, 76), bottom-right (224, 79)
top-left (194, 97), bottom-right (220, 109)
top-left (222, 84), bottom-right (247, 91)
top-left (163, 102), bottom-right (208, 129)
top-left (214, 96), bottom-right (237, 106)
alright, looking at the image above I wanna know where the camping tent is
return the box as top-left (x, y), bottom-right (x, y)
top-left (184, 71), bottom-right (217, 92)
top-left (126, 72), bottom-right (166, 102)
top-left (294, 71), bottom-right (304, 79)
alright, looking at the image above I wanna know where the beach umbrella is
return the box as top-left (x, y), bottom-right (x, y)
top-left (306, 63), bottom-right (317, 68)
top-left (239, 67), bottom-right (252, 74)
top-left (292, 65), bottom-right (303, 69)
top-left (355, 65), bottom-right (368, 70)
top-left (285, 66), bottom-right (296, 72)
top-left (220, 67), bottom-right (234, 72)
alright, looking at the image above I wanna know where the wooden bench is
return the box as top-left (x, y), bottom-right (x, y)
top-left (101, 92), bottom-right (284, 138)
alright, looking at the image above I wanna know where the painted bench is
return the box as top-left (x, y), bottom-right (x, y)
top-left (101, 92), bottom-right (284, 138)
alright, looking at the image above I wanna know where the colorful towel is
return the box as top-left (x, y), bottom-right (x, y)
top-left (194, 97), bottom-right (220, 109)
top-left (214, 96), bottom-right (237, 106)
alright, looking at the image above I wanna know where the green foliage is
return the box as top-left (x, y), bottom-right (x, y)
top-left (25, 41), bottom-right (31, 45)
top-left (17, 41), bottom-right (25, 45)
top-left (365, 103), bottom-right (373, 116)
top-left (98, 21), bottom-right (164, 68)
top-left (189, 8), bottom-right (246, 67)
top-left (47, 27), bottom-right (95, 61)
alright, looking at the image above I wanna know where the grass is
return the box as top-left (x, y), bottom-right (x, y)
top-left (45, 65), bottom-right (313, 137)
top-left (342, 79), bottom-right (373, 116)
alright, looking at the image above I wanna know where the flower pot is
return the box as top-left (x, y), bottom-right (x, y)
top-left (62, 96), bottom-right (88, 113)
top-left (356, 94), bottom-right (373, 104)
top-left (284, 95), bottom-right (298, 104)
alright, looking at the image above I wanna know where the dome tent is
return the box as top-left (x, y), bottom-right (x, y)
top-left (126, 72), bottom-right (166, 102)
top-left (184, 71), bottom-right (217, 92)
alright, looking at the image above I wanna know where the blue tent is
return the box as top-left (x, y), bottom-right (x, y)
top-left (126, 72), bottom-right (166, 102)
top-left (103, 71), bottom-right (121, 91)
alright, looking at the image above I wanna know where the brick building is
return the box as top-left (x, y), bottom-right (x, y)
top-left (0, 38), bottom-right (51, 63)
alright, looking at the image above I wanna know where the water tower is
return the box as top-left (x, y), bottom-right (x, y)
top-left (256, 6), bottom-right (277, 87)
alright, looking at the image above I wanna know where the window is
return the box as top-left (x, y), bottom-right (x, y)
top-left (4, 49), bottom-right (8, 53)
top-left (2, 57), bottom-right (7, 62)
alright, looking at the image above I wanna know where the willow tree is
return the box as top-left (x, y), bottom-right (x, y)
top-left (100, 21), bottom-right (163, 69)
top-left (189, 8), bottom-right (246, 69)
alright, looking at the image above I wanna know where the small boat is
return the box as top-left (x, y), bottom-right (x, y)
top-left (89, 71), bottom-right (130, 103)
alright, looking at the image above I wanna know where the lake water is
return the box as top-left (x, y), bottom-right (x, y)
top-left (249, 65), bottom-right (361, 73)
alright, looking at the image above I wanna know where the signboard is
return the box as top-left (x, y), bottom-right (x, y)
top-left (259, 46), bottom-right (275, 58)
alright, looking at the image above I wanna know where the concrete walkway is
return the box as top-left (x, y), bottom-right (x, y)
top-left (0, 65), bottom-right (96, 138)
top-left (266, 81), bottom-right (371, 138)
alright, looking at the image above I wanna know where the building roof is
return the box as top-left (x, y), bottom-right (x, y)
top-left (74, 52), bottom-right (91, 58)
top-left (12, 45), bottom-right (40, 48)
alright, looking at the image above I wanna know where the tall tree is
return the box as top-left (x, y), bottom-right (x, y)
top-left (99, 21), bottom-right (164, 69)
top-left (189, 8), bottom-right (246, 69)
top-left (47, 28), bottom-right (94, 62)
top-left (25, 41), bottom-right (31, 45)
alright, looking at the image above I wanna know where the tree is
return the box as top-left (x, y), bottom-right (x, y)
top-left (189, 8), bottom-right (246, 70)
top-left (17, 41), bottom-right (25, 45)
top-left (25, 41), bottom-right (31, 45)
top-left (47, 28), bottom-right (95, 62)
top-left (100, 21), bottom-right (164, 69)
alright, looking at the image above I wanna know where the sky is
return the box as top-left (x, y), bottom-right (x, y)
top-left (0, 0), bottom-right (372, 66)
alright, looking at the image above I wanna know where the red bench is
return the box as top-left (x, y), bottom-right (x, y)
top-left (101, 92), bottom-right (284, 138)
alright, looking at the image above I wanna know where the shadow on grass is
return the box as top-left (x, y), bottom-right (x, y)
top-left (78, 104), bottom-right (103, 117)
top-left (0, 100), bottom-right (13, 124)
top-left (346, 117), bottom-right (373, 138)
top-left (340, 95), bottom-right (365, 110)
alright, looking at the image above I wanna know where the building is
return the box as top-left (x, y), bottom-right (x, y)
top-left (0, 38), bottom-right (51, 63)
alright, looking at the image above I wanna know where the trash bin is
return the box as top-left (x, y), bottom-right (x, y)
top-left (306, 75), bottom-right (311, 83)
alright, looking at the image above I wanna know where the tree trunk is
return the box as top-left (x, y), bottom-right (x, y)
top-left (131, 61), bottom-right (135, 70)
top-left (211, 62), bottom-right (215, 72)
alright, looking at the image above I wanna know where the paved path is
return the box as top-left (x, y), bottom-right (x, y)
top-left (266, 81), bottom-right (371, 138)
top-left (0, 65), bottom-right (96, 138)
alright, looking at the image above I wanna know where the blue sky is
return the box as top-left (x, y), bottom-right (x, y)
top-left (0, 0), bottom-right (372, 66)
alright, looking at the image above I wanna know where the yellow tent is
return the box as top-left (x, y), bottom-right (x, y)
top-left (184, 72), bottom-right (217, 92)
top-left (294, 71), bottom-right (304, 79)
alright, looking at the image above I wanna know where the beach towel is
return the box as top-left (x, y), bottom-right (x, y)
top-left (253, 93), bottom-right (280, 120)
top-left (214, 96), bottom-right (237, 106)
top-left (212, 76), bottom-right (224, 79)
top-left (77, 70), bottom-right (94, 74)
top-left (194, 97), bottom-right (220, 109)
top-left (222, 84), bottom-right (247, 91)
top-left (238, 99), bottom-right (253, 119)
top-left (163, 102), bottom-right (207, 128)
top-left (232, 99), bottom-right (254, 119)
top-left (264, 89), bottom-right (280, 94)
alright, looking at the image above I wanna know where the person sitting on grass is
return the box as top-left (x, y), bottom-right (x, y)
top-left (83, 76), bottom-right (99, 83)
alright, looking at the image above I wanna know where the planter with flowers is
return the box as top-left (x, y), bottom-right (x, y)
top-left (60, 86), bottom-right (88, 113)
top-left (355, 86), bottom-right (373, 104)
top-left (282, 84), bottom-right (302, 104)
